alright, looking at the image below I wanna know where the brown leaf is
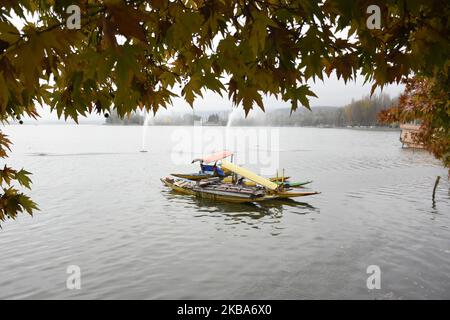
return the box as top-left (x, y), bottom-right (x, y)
top-left (107, 4), bottom-right (147, 43)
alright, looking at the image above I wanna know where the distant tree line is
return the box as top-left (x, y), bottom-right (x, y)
top-left (105, 94), bottom-right (397, 127)
top-left (105, 110), bottom-right (202, 125)
top-left (343, 94), bottom-right (397, 126)
top-left (206, 113), bottom-right (228, 125)
top-left (105, 110), bottom-right (144, 125)
top-left (233, 94), bottom-right (398, 127)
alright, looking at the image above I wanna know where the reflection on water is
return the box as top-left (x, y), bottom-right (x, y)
top-left (0, 125), bottom-right (449, 299)
top-left (162, 187), bottom-right (319, 231)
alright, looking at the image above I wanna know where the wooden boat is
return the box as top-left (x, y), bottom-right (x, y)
top-left (161, 161), bottom-right (319, 204)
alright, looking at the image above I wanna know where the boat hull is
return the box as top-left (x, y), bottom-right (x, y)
top-left (161, 178), bottom-right (268, 203)
top-left (161, 178), bottom-right (319, 203)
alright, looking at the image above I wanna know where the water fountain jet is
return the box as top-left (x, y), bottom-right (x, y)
top-left (140, 110), bottom-right (152, 152)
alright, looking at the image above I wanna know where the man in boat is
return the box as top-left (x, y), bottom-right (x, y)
top-left (193, 151), bottom-right (232, 177)
top-left (199, 162), bottom-right (226, 177)
top-left (171, 151), bottom-right (233, 180)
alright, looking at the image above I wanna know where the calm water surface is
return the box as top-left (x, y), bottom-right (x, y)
top-left (0, 125), bottom-right (449, 299)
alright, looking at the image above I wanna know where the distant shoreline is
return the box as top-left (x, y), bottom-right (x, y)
top-left (5, 123), bottom-right (400, 132)
top-left (103, 123), bottom-right (400, 131)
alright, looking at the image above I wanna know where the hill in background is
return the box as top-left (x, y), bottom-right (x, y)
top-left (105, 94), bottom-right (397, 127)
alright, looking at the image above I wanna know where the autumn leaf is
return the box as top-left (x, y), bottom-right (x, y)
top-left (107, 3), bottom-right (147, 43)
top-left (15, 169), bottom-right (32, 189)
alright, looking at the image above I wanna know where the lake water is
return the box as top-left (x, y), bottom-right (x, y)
top-left (0, 125), bottom-right (449, 299)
